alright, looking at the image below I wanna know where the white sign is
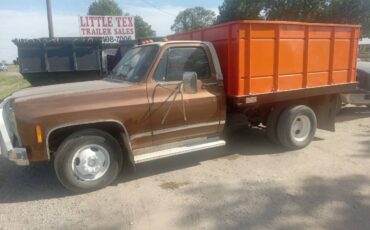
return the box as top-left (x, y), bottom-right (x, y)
top-left (79, 15), bottom-right (135, 43)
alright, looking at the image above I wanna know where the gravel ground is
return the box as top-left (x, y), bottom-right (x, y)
top-left (0, 106), bottom-right (370, 230)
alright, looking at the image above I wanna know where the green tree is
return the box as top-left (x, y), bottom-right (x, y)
top-left (217, 0), bottom-right (370, 36)
top-left (323, 0), bottom-right (370, 36)
top-left (171, 7), bottom-right (216, 33)
top-left (87, 0), bottom-right (156, 38)
top-left (88, 0), bottom-right (122, 16)
top-left (134, 15), bottom-right (156, 38)
top-left (217, 0), bottom-right (265, 23)
top-left (264, 0), bottom-right (370, 36)
top-left (264, 0), bottom-right (328, 22)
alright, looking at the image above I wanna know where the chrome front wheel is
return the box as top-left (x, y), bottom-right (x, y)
top-left (72, 144), bottom-right (111, 181)
top-left (54, 129), bottom-right (122, 193)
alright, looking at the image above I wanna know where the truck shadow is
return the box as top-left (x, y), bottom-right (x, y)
top-left (351, 131), bottom-right (370, 158)
top-left (336, 106), bottom-right (370, 158)
top-left (0, 126), bottom-right (289, 203)
top-left (175, 175), bottom-right (370, 230)
top-left (0, 160), bottom-right (70, 203)
top-left (336, 106), bottom-right (370, 123)
top-left (118, 127), bottom-right (289, 184)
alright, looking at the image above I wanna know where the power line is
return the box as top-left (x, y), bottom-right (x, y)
top-left (138, 0), bottom-right (178, 17)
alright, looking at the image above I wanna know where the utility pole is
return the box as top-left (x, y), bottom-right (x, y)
top-left (46, 0), bottom-right (54, 38)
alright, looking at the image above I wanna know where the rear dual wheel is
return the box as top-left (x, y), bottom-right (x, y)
top-left (266, 107), bottom-right (283, 144)
top-left (267, 105), bottom-right (317, 149)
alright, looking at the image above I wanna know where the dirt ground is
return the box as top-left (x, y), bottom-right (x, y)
top-left (0, 106), bottom-right (369, 230)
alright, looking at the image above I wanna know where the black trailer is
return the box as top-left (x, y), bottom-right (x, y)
top-left (13, 37), bottom-right (105, 86)
top-left (13, 37), bottom-right (166, 86)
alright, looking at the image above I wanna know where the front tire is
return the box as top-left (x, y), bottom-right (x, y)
top-left (277, 105), bottom-right (317, 150)
top-left (54, 129), bottom-right (123, 193)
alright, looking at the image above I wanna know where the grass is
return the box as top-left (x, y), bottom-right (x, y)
top-left (0, 65), bottom-right (30, 100)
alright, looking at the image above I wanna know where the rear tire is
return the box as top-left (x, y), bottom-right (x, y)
top-left (54, 129), bottom-right (123, 193)
top-left (266, 107), bottom-right (283, 144)
top-left (277, 105), bottom-right (317, 150)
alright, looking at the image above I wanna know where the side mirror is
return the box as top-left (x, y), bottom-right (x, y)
top-left (183, 72), bottom-right (198, 94)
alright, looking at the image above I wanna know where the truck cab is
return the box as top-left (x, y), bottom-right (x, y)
top-left (0, 41), bottom-right (227, 192)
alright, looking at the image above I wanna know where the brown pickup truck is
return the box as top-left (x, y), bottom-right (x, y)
top-left (0, 21), bottom-right (359, 192)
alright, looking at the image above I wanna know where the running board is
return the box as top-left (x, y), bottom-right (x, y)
top-left (134, 138), bottom-right (226, 163)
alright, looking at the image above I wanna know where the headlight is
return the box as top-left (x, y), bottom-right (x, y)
top-left (2, 99), bottom-right (21, 146)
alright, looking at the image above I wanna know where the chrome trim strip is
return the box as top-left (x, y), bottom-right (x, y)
top-left (46, 119), bottom-right (226, 159)
top-left (0, 98), bottom-right (29, 166)
top-left (154, 121), bottom-right (220, 135)
top-left (133, 136), bottom-right (209, 155)
top-left (46, 120), bottom-right (130, 160)
top-left (0, 98), bottom-right (13, 155)
top-left (134, 137), bottom-right (226, 163)
top-left (130, 120), bottom-right (226, 141)
top-left (130, 132), bottom-right (152, 140)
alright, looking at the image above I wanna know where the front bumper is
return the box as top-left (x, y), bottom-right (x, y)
top-left (0, 99), bottom-right (29, 166)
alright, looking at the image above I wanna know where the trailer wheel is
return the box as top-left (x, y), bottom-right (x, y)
top-left (266, 107), bottom-right (283, 144)
top-left (54, 129), bottom-right (123, 193)
top-left (277, 105), bottom-right (317, 149)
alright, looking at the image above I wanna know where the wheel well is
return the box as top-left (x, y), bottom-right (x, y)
top-left (48, 122), bottom-right (132, 163)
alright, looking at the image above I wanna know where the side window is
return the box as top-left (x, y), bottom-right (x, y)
top-left (153, 53), bottom-right (167, 81)
top-left (153, 47), bottom-right (211, 82)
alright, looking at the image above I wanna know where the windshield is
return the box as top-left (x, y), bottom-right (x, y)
top-left (109, 45), bottom-right (159, 82)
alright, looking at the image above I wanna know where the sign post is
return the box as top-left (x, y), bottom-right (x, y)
top-left (79, 15), bottom-right (135, 43)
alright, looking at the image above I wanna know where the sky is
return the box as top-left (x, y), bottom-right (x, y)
top-left (0, 0), bottom-right (223, 63)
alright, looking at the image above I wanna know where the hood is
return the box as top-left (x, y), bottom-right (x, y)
top-left (11, 80), bottom-right (132, 101)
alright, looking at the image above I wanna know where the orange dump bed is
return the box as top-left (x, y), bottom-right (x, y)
top-left (168, 21), bottom-right (360, 97)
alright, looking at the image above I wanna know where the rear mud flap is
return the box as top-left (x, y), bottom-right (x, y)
top-left (311, 95), bottom-right (338, 132)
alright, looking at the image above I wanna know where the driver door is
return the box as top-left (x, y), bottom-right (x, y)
top-left (146, 44), bottom-right (224, 146)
